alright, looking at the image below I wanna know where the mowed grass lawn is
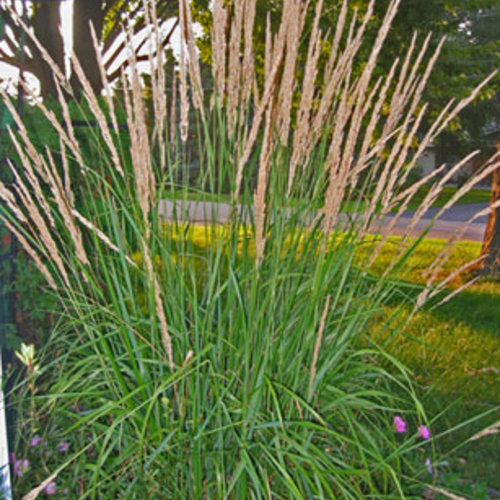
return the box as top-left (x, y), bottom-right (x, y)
top-left (405, 185), bottom-right (492, 210)
top-left (369, 238), bottom-right (499, 490)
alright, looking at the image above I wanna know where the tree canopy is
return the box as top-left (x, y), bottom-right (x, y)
top-left (0, 0), bottom-right (178, 97)
top-left (192, 0), bottom-right (499, 158)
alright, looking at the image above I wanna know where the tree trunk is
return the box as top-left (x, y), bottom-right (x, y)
top-left (31, 1), bottom-right (65, 97)
top-left (479, 138), bottom-right (500, 275)
top-left (70, 0), bottom-right (105, 96)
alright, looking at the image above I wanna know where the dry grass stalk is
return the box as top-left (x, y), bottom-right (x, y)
top-left (398, 152), bottom-right (494, 257)
top-left (468, 420), bottom-right (500, 442)
top-left (423, 485), bottom-right (467, 500)
top-left (211, 0), bottom-right (228, 100)
top-left (54, 81), bottom-right (86, 170)
top-left (0, 88), bottom-right (50, 183)
top-left (308, 295), bottom-right (331, 400)
top-left (71, 209), bottom-right (135, 266)
top-left (71, 51), bottom-right (124, 177)
top-left (431, 275), bottom-right (481, 309)
top-left (141, 0), bottom-right (167, 161)
top-left (8, 4), bottom-right (69, 93)
top-left (0, 217), bottom-right (57, 290)
top-left (254, 99), bottom-right (275, 261)
top-left (287, 0), bottom-right (324, 194)
top-left (0, 181), bottom-right (27, 223)
top-left (364, 65), bottom-right (495, 268)
top-left (422, 194), bottom-right (500, 289)
top-left (178, 1), bottom-right (189, 143)
top-left (372, 38), bottom-right (446, 204)
top-left (118, 39), bottom-right (156, 231)
top-left (142, 241), bottom-right (174, 370)
top-left (324, 0), bottom-right (348, 79)
top-left (170, 71), bottom-right (178, 147)
top-left (179, 0), bottom-right (205, 112)
top-left (6, 131), bottom-right (56, 228)
top-left (6, 160), bottom-right (70, 287)
top-left (349, 60), bottom-right (398, 189)
top-left (44, 147), bottom-right (89, 266)
top-left (22, 471), bottom-right (58, 500)
top-left (414, 199), bottom-right (500, 310)
top-left (227, 0), bottom-right (245, 133)
top-left (276, 0), bottom-right (306, 145)
top-left (321, 0), bottom-right (401, 234)
top-left (59, 137), bottom-right (74, 206)
top-left (128, 37), bottom-right (157, 224)
top-left (321, 75), bottom-right (352, 233)
top-left (90, 24), bottom-right (120, 136)
top-left (242, 0), bottom-right (257, 111)
top-left (369, 151), bottom-right (480, 273)
top-left (234, 19), bottom-right (286, 196)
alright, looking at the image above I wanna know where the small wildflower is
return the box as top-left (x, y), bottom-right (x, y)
top-left (30, 435), bottom-right (43, 447)
top-left (9, 452), bottom-right (15, 464)
top-left (425, 457), bottom-right (433, 476)
top-left (57, 441), bottom-right (70, 453)
top-left (14, 458), bottom-right (29, 477)
top-left (418, 425), bottom-right (431, 439)
top-left (43, 481), bottom-right (57, 495)
top-left (393, 415), bottom-right (407, 433)
top-left (15, 343), bottom-right (41, 375)
top-left (61, 488), bottom-right (69, 495)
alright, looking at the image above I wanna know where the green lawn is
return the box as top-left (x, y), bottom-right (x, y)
top-left (371, 238), bottom-right (499, 492)
top-left (405, 186), bottom-right (491, 210)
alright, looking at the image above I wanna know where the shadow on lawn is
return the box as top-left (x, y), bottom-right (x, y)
top-left (431, 287), bottom-right (500, 339)
top-left (378, 279), bottom-right (500, 490)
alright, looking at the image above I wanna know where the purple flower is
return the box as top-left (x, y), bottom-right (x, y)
top-left (30, 435), bottom-right (43, 447)
top-left (57, 441), bottom-right (70, 453)
top-left (425, 457), bottom-right (433, 476)
top-left (43, 481), bottom-right (57, 495)
top-left (418, 425), bottom-right (431, 439)
top-left (14, 458), bottom-right (29, 477)
top-left (8, 452), bottom-right (15, 464)
top-left (393, 415), bottom-right (407, 433)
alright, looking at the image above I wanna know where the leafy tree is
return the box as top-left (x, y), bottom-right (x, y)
top-left (0, 0), bottom-right (178, 97)
top-left (192, 0), bottom-right (499, 158)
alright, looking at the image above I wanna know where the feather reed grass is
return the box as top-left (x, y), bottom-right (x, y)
top-left (2, 0), bottom-right (496, 497)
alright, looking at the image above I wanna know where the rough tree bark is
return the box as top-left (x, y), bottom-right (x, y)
top-left (479, 137), bottom-right (500, 275)
top-left (31, 1), bottom-right (66, 97)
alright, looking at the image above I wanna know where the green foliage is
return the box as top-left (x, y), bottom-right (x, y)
top-left (192, 0), bottom-right (500, 158)
top-left (367, 238), bottom-right (500, 489)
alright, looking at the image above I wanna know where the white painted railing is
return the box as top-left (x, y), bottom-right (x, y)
top-left (0, 353), bottom-right (12, 500)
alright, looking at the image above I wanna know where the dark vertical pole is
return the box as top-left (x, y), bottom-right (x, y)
top-left (0, 2), bottom-right (28, 496)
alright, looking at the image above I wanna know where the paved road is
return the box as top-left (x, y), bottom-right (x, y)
top-left (158, 200), bottom-right (490, 242)
top-left (378, 203), bottom-right (489, 241)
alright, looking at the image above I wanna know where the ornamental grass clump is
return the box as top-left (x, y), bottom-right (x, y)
top-left (1, 0), bottom-right (498, 497)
